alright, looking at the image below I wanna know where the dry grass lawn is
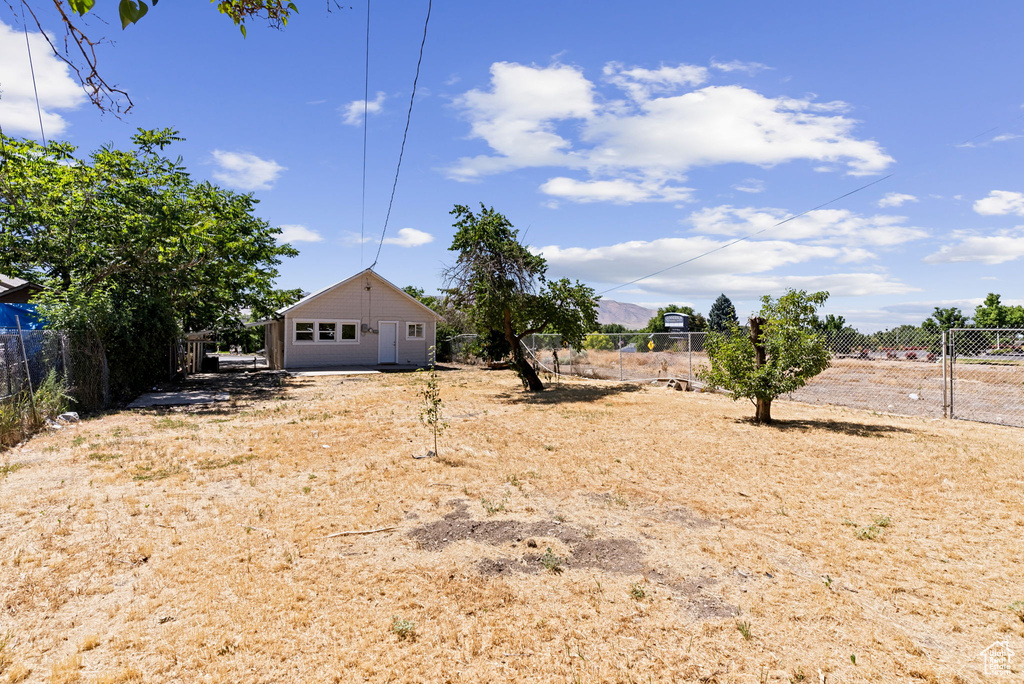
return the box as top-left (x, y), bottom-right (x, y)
top-left (1, 367), bottom-right (1023, 683)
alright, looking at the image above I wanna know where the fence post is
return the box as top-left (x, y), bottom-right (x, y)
top-left (941, 330), bottom-right (948, 419)
top-left (948, 329), bottom-right (955, 419)
top-left (15, 316), bottom-right (38, 421)
top-left (688, 332), bottom-right (693, 385)
top-left (619, 334), bottom-right (623, 382)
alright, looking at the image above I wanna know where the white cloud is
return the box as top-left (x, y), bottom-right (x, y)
top-left (709, 59), bottom-right (772, 75)
top-left (540, 176), bottom-right (693, 204)
top-left (383, 228), bottom-right (434, 247)
top-left (733, 178), bottom-right (765, 193)
top-left (210, 150), bottom-right (286, 191)
top-left (687, 205), bottom-right (929, 247)
top-left (973, 190), bottom-right (1024, 216)
top-left (539, 235), bottom-right (915, 298)
top-left (340, 91), bottom-right (386, 126)
top-left (449, 62), bottom-right (893, 200)
top-left (277, 224), bottom-right (323, 243)
top-left (957, 133), bottom-right (1021, 148)
top-left (877, 192), bottom-right (918, 208)
top-left (0, 21), bottom-right (86, 137)
top-left (603, 61), bottom-right (708, 101)
top-left (923, 228), bottom-right (1024, 265)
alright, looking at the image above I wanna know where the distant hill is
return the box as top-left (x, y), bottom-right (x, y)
top-left (597, 300), bottom-right (655, 330)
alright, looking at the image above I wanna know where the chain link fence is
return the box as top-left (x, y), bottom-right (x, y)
top-left (947, 328), bottom-right (1024, 428)
top-left (1, 328), bottom-right (109, 447)
top-left (449, 328), bottom-right (1024, 428)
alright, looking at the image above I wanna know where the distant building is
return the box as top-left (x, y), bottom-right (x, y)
top-left (254, 269), bottom-right (442, 370)
top-left (0, 275), bottom-right (43, 304)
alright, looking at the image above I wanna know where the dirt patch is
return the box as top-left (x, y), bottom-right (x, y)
top-left (663, 506), bottom-right (719, 529)
top-left (410, 499), bottom-right (643, 575)
top-left (409, 516), bottom-right (583, 552)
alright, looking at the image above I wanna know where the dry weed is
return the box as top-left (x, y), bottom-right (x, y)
top-left (0, 368), bottom-right (1019, 682)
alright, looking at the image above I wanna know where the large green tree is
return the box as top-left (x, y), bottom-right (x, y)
top-left (0, 128), bottom-right (298, 400)
top-left (708, 293), bottom-right (739, 333)
top-left (444, 204), bottom-right (598, 391)
top-left (974, 293), bottom-right (1024, 329)
top-left (698, 289), bottom-right (831, 424)
top-left (922, 306), bottom-right (970, 333)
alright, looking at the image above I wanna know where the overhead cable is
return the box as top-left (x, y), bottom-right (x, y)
top-left (597, 174), bottom-right (894, 296)
top-left (369, 0), bottom-right (432, 270)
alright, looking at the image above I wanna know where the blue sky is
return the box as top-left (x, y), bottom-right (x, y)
top-left (1, 1), bottom-right (1023, 331)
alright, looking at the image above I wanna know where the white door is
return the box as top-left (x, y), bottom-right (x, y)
top-left (378, 321), bottom-right (398, 364)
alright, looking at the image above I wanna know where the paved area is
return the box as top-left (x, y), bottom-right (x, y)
top-left (126, 390), bottom-right (231, 408)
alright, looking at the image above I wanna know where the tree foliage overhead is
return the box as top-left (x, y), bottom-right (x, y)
top-left (698, 289), bottom-right (831, 424)
top-left (444, 204), bottom-right (598, 391)
top-left (15, 1), bottom-right (313, 113)
top-left (0, 128), bottom-right (298, 399)
top-left (708, 293), bottom-right (739, 333)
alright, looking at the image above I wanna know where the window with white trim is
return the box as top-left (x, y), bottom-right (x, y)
top-left (294, 320), bottom-right (360, 344)
top-left (295, 321), bottom-right (314, 342)
top-left (406, 322), bottom-right (425, 340)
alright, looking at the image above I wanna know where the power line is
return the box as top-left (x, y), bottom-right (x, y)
top-left (359, 0), bottom-right (371, 269)
top-left (597, 174), bottom-right (894, 296)
top-left (21, 2), bottom-right (46, 145)
top-left (369, 0), bottom-right (432, 270)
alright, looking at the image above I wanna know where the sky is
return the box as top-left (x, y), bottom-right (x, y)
top-left (1, 1), bottom-right (1023, 331)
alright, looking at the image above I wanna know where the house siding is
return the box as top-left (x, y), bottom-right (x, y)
top-left (282, 271), bottom-right (437, 368)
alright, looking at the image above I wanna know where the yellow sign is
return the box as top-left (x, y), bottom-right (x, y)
top-left (647, 340), bottom-right (654, 351)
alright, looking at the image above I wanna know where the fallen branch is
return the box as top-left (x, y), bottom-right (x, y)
top-left (325, 526), bottom-right (397, 539)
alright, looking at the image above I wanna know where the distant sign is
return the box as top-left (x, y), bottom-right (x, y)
top-left (647, 340), bottom-right (654, 351)
top-left (663, 312), bottom-right (689, 332)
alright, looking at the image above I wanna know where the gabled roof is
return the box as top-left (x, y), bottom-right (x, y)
top-left (275, 268), bottom-right (442, 321)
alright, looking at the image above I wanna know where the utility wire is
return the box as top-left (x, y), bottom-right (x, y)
top-left (598, 174), bottom-right (894, 296)
top-left (21, 2), bottom-right (46, 145)
top-left (369, 0), bottom-right (432, 270)
top-left (359, 0), bottom-right (370, 269)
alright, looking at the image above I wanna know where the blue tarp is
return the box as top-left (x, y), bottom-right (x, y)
top-left (0, 303), bottom-right (43, 330)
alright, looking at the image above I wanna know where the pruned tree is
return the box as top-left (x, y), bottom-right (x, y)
top-left (708, 293), bottom-right (738, 333)
top-left (444, 204), bottom-right (598, 391)
top-left (698, 289), bottom-right (831, 424)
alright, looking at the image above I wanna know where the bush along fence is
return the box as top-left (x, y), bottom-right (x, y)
top-left (450, 329), bottom-right (1024, 429)
top-left (0, 325), bottom-right (107, 448)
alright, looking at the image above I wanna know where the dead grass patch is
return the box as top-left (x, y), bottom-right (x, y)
top-left (0, 368), bottom-right (1020, 682)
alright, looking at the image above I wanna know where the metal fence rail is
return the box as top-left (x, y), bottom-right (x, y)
top-left (449, 328), bottom-right (1024, 428)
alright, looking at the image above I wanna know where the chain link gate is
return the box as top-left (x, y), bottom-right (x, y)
top-left (945, 328), bottom-right (1024, 428)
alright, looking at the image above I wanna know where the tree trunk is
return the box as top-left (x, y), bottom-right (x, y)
top-left (754, 398), bottom-right (772, 424)
top-left (504, 309), bottom-right (544, 391)
top-left (749, 316), bottom-right (771, 423)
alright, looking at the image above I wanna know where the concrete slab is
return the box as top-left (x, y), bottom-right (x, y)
top-left (286, 367), bottom-right (381, 377)
top-left (127, 391), bottom-right (231, 408)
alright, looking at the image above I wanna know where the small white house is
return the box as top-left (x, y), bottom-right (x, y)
top-left (259, 269), bottom-right (442, 370)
